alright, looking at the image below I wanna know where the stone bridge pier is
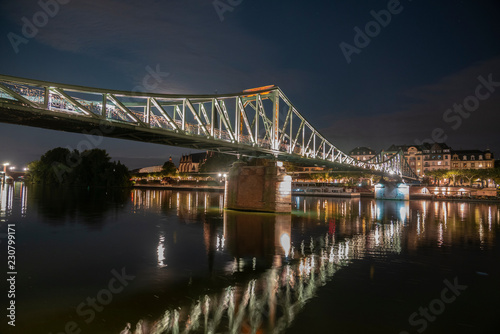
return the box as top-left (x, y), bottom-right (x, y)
top-left (224, 161), bottom-right (292, 213)
top-left (374, 178), bottom-right (410, 200)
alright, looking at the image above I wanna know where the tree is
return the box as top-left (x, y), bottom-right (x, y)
top-left (26, 147), bottom-right (131, 187)
top-left (445, 170), bottom-right (461, 186)
top-left (162, 160), bottom-right (177, 176)
top-left (459, 169), bottom-right (479, 187)
top-left (426, 169), bottom-right (447, 185)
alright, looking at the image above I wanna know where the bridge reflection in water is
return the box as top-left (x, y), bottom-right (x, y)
top-left (3, 186), bottom-right (498, 333)
top-left (127, 192), bottom-right (408, 334)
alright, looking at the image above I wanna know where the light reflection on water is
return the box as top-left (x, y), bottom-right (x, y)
top-left (1, 184), bottom-right (499, 333)
top-left (120, 191), bottom-right (499, 334)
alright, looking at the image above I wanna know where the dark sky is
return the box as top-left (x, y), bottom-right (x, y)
top-left (1, 0), bottom-right (500, 169)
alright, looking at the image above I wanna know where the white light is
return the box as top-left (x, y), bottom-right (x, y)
top-left (280, 233), bottom-right (291, 257)
top-left (276, 161), bottom-right (283, 167)
top-left (218, 173), bottom-right (222, 177)
top-left (223, 174), bottom-right (227, 178)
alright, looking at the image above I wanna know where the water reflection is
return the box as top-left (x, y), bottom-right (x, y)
top-left (224, 211), bottom-right (291, 266)
top-left (28, 185), bottom-right (129, 226)
top-left (127, 196), bottom-right (409, 334)
top-left (122, 192), bottom-right (500, 334)
top-left (0, 182), bottom-right (27, 218)
top-left (2, 185), bottom-right (499, 334)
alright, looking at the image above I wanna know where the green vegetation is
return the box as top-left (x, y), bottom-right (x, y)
top-left (27, 147), bottom-right (131, 187)
top-left (162, 160), bottom-right (178, 176)
top-left (425, 168), bottom-right (500, 187)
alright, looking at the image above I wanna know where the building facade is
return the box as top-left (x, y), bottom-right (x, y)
top-left (138, 165), bottom-right (163, 173)
top-left (421, 143), bottom-right (452, 174)
top-left (385, 143), bottom-right (495, 177)
top-left (387, 144), bottom-right (426, 177)
top-left (178, 152), bottom-right (215, 173)
top-left (450, 150), bottom-right (494, 169)
top-left (349, 146), bottom-right (375, 161)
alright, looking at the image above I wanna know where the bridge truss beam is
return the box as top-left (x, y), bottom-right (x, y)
top-left (0, 74), bottom-right (419, 180)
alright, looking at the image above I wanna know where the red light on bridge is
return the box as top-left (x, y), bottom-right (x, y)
top-left (242, 85), bottom-right (275, 93)
top-left (242, 85), bottom-right (276, 98)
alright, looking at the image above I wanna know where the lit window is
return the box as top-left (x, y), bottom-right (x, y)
top-left (463, 156), bottom-right (467, 160)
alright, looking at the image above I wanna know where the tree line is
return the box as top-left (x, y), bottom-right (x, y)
top-left (27, 147), bottom-right (131, 187)
top-left (425, 168), bottom-right (500, 187)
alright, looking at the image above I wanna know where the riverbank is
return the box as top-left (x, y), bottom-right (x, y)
top-left (133, 184), bottom-right (224, 192)
top-left (133, 184), bottom-right (500, 203)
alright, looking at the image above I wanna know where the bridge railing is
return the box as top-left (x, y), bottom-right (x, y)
top-left (0, 74), bottom-right (418, 179)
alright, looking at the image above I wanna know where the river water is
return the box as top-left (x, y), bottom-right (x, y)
top-left (1, 182), bottom-right (499, 334)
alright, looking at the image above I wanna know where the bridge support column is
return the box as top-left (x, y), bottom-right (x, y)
top-left (374, 179), bottom-right (409, 200)
top-left (224, 161), bottom-right (292, 213)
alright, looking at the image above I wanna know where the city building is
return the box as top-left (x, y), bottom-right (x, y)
top-left (421, 142), bottom-right (452, 174)
top-left (387, 144), bottom-right (425, 177)
top-left (137, 165), bottom-right (163, 173)
top-left (349, 146), bottom-right (376, 161)
top-left (450, 149), bottom-right (495, 169)
top-left (178, 152), bottom-right (214, 173)
top-left (385, 143), bottom-right (496, 176)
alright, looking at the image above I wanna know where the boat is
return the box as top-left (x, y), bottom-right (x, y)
top-left (292, 182), bottom-right (361, 198)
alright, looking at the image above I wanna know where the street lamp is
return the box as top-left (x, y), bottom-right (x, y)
top-left (2, 163), bottom-right (9, 184)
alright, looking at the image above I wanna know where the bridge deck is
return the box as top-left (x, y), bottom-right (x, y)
top-left (0, 74), bottom-right (419, 180)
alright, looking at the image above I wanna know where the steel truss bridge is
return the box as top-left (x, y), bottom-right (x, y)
top-left (0, 74), bottom-right (418, 180)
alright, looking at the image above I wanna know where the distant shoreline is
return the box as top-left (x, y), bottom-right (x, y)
top-left (133, 184), bottom-right (224, 192)
top-left (132, 185), bottom-right (500, 204)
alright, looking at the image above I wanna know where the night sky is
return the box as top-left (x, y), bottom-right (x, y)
top-left (1, 0), bottom-right (500, 169)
